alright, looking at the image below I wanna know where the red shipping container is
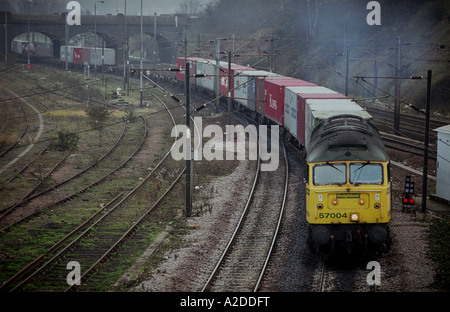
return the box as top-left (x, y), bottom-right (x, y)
top-left (219, 64), bottom-right (255, 98)
top-left (74, 47), bottom-right (91, 65)
top-left (261, 77), bottom-right (316, 125)
top-left (255, 76), bottom-right (291, 116)
top-left (73, 47), bottom-right (82, 64)
top-left (176, 57), bottom-right (202, 85)
top-left (176, 57), bottom-right (185, 81)
top-left (81, 47), bottom-right (91, 64)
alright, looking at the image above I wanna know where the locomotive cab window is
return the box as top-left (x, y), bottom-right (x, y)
top-left (313, 163), bottom-right (346, 185)
top-left (349, 163), bottom-right (383, 185)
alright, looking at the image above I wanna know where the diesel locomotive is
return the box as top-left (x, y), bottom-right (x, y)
top-left (305, 115), bottom-right (392, 254)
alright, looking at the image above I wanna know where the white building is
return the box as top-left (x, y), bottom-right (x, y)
top-left (435, 125), bottom-right (450, 202)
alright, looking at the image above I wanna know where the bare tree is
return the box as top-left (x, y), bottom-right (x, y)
top-left (178, 0), bottom-right (203, 17)
top-left (85, 104), bottom-right (111, 146)
top-left (306, 0), bottom-right (319, 40)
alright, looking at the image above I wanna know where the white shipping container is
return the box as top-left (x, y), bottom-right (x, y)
top-left (206, 60), bottom-right (226, 92)
top-left (435, 125), bottom-right (450, 201)
top-left (90, 48), bottom-right (115, 66)
top-left (103, 48), bottom-right (116, 66)
top-left (90, 47), bottom-right (101, 66)
top-left (284, 86), bottom-right (344, 146)
top-left (195, 59), bottom-right (207, 88)
top-left (200, 60), bottom-right (215, 91)
top-left (12, 40), bottom-right (27, 54)
top-left (196, 60), bottom-right (230, 92)
top-left (60, 45), bottom-right (73, 63)
top-left (305, 99), bottom-right (372, 148)
top-left (284, 86), bottom-right (301, 141)
top-left (234, 70), bottom-right (280, 110)
top-left (12, 40), bottom-right (21, 54)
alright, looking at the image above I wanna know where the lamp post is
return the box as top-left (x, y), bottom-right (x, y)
top-left (123, 0), bottom-right (127, 92)
top-left (4, 10), bottom-right (7, 65)
top-left (27, 0), bottom-right (33, 68)
top-left (94, 1), bottom-right (104, 73)
top-left (140, 0), bottom-right (143, 107)
top-left (4, 2), bottom-right (12, 65)
top-left (65, 12), bottom-right (68, 70)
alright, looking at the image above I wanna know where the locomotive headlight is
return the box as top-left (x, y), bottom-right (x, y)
top-left (331, 199), bottom-right (339, 206)
top-left (350, 213), bottom-right (359, 222)
top-left (358, 199), bottom-right (365, 205)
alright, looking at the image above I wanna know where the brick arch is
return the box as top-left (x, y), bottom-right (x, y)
top-left (1, 13), bottom-right (187, 65)
top-left (10, 31), bottom-right (61, 58)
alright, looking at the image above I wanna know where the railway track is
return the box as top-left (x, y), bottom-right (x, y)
top-left (317, 258), bottom-right (377, 292)
top-left (380, 131), bottom-right (437, 161)
top-left (0, 89), bottom-right (31, 166)
top-left (365, 104), bottom-right (448, 142)
top-left (0, 116), bottom-right (143, 230)
top-left (202, 139), bottom-right (288, 292)
top-left (0, 70), bottom-right (78, 188)
top-left (0, 92), bottom-right (186, 292)
top-left (0, 116), bottom-right (79, 202)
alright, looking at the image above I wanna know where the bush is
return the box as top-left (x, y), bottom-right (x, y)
top-left (50, 129), bottom-right (78, 151)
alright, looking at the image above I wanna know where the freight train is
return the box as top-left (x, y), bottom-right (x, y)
top-left (11, 40), bottom-right (116, 67)
top-left (11, 39), bottom-right (53, 58)
top-left (60, 46), bottom-right (116, 66)
top-left (175, 56), bottom-right (391, 254)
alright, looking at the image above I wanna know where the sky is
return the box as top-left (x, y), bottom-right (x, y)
top-left (77, 0), bottom-right (212, 15)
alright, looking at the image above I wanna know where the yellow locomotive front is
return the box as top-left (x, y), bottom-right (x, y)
top-left (305, 115), bottom-right (391, 253)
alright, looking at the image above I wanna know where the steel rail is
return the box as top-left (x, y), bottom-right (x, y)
top-left (0, 117), bottom-right (126, 219)
top-left (319, 261), bottom-right (326, 292)
top-left (254, 141), bottom-right (288, 292)
top-left (0, 192), bottom-right (123, 291)
top-left (7, 88), bottom-right (182, 292)
top-left (201, 140), bottom-right (261, 292)
top-left (0, 117), bottom-right (142, 232)
top-left (65, 168), bottom-right (185, 292)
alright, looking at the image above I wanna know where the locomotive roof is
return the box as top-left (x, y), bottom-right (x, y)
top-left (306, 114), bottom-right (389, 163)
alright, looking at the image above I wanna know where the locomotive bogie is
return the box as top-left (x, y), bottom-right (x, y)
top-left (309, 223), bottom-right (390, 249)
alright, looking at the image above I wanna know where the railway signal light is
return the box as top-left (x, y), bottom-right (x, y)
top-left (84, 63), bottom-right (90, 80)
top-left (402, 194), bottom-right (415, 206)
top-left (402, 176), bottom-right (415, 206)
